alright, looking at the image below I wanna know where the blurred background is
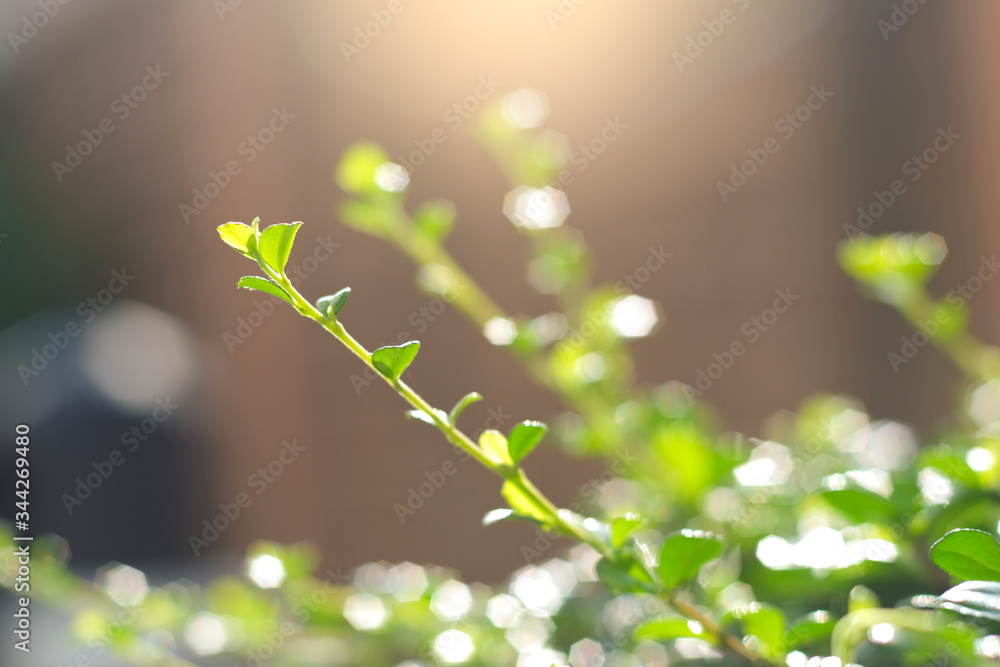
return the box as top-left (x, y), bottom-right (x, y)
top-left (1, 0), bottom-right (999, 587)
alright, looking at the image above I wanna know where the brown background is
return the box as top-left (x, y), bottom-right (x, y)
top-left (2, 0), bottom-right (999, 583)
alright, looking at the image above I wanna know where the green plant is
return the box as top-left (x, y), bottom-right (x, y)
top-left (7, 98), bottom-right (1000, 667)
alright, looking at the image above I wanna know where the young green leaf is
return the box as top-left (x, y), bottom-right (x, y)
top-left (413, 199), bottom-right (457, 242)
top-left (406, 408), bottom-right (446, 425)
top-left (371, 341), bottom-right (420, 382)
top-left (784, 611), bottom-right (836, 650)
top-left (595, 554), bottom-right (657, 594)
top-left (821, 488), bottom-right (899, 525)
top-left (336, 142), bottom-right (391, 195)
top-left (930, 528), bottom-right (1000, 581)
top-left (501, 480), bottom-right (550, 524)
top-left (837, 233), bottom-right (947, 304)
top-left (507, 421), bottom-right (547, 464)
top-left (258, 221), bottom-right (302, 274)
top-left (218, 222), bottom-right (255, 257)
top-left (935, 580), bottom-right (1000, 624)
top-left (481, 508), bottom-right (545, 528)
top-left (316, 287), bottom-right (351, 319)
top-left (248, 217), bottom-right (261, 256)
top-left (847, 585), bottom-right (880, 612)
top-left (482, 509), bottom-right (513, 526)
top-left (610, 514), bottom-right (643, 550)
top-left (657, 529), bottom-right (723, 589)
top-left (480, 430), bottom-right (512, 466)
top-left (733, 604), bottom-right (785, 659)
top-left (448, 392), bottom-right (482, 424)
top-left (237, 276), bottom-right (294, 305)
top-left (634, 618), bottom-right (709, 642)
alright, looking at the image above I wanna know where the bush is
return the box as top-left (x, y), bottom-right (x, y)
top-left (6, 97), bottom-right (1000, 667)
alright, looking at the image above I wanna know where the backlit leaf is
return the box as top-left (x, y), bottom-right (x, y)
top-left (371, 341), bottom-right (420, 382)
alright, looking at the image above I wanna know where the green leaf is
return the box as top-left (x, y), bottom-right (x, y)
top-left (218, 222), bottom-right (255, 257)
top-left (480, 430), bottom-right (512, 466)
top-left (406, 408), bottom-right (446, 425)
top-left (739, 605), bottom-right (785, 658)
top-left (821, 488), bottom-right (899, 525)
top-left (248, 217), bottom-right (261, 257)
top-left (336, 142), bottom-right (391, 195)
top-left (920, 445), bottom-right (980, 488)
top-left (316, 287), bottom-right (351, 319)
top-left (371, 341), bottom-right (420, 382)
top-left (483, 509), bottom-right (513, 526)
top-left (257, 222), bottom-right (302, 274)
top-left (595, 554), bottom-right (656, 594)
top-left (657, 529), bottom-right (723, 589)
top-left (653, 421), bottom-right (724, 504)
top-left (481, 508), bottom-right (545, 528)
top-left (930, 528), bottom-right (1000, 581)
top-left (507, 421), bottom-right (547, 464)
top-left (837, 233), bottom-right (947, 302)
top-left (610, 514), bottom-right (643, 550)
top-left (634, 617), bottom-right (708, 642)
top-left (448, 392), bottom-right (482, 424)
top-left (936, 580), bottom-right (1000, 624)
top-left (237, 276), bottom-right (294, 305)
top-left (784, 611), bottom-right (836, 650)
top-left (413, 199), bottom-right (456, 241)
top-left (848, 585), bottom-right (880, 612)
top-left (501, 480), bottom-right (550, 524)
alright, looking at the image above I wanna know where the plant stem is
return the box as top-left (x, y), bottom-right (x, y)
top-left (271, 272), bottom-right (773, 667)
top-left (667, 592), bottom-right (774, 665)
top-left (275, 275), bottom-right (609, 555)
top-left (379, 215), bottom-right (631, 453)
top-left (895, 286), bottom-right (999, 382)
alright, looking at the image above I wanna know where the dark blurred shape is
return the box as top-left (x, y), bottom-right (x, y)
top-left (0, 300), bottom-right (210, 568)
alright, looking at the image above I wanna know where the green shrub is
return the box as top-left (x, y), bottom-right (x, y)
top-left (6, 99), bottom-right (1000, 667)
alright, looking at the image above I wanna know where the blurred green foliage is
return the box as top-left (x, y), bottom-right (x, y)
top-left (7, 93), bottom-right (1000, 667)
